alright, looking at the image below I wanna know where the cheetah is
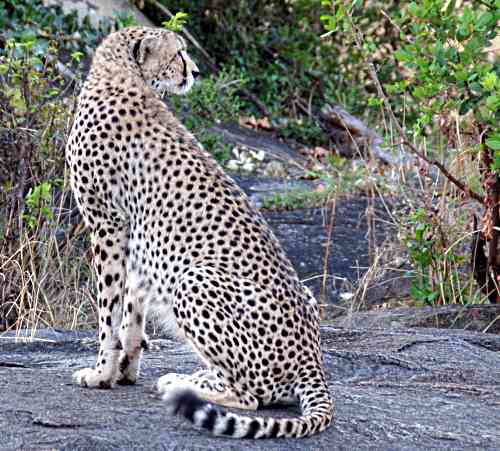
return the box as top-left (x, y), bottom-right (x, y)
top-left (66, 26), bottom-right (333, 439)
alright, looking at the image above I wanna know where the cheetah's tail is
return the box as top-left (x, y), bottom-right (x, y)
top-left (163, 386), bottom-right (333, 439)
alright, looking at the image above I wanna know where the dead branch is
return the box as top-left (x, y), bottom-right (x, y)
top-left (45, 55), bottom-right (77, 82)
top-left (319, 103), bottom-right (410, 166)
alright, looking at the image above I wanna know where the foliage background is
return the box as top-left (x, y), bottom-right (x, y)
top-left (0, 0), bottom-right (499, 331)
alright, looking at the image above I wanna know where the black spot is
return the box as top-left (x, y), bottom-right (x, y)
top-left (222, 416), bottom-right (236, 436)
top-left (132, 39), bottom-right (142, 61)
top-left (243, 419), bottom-right (260, 439)
top-left (172, 390), bottom-right (206, 423)
top-left (109, 294), bottom-right (119, 311)
top-left (119, 354), bottom-right (130, 373)
top-left (104, 274), bottom-right (113, 287)
top-left (201, 408), bottom-right (218, 430)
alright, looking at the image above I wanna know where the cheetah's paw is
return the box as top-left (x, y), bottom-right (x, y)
top-left (72, 367), bottom-right (115, 389)
top-left (156, 373), bottom-right (190, 395)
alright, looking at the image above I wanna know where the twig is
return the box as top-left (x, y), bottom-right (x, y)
top-left (380, 10), bottom-right (413, 45)
top-left (37, 30), bottom-right (79, 42)
top-left (46, 55), bottom-right (77, 82)
top-left (321, 195), bottom-right (337, 306)
top-left (476, 0), bottom-right (495, 10)
top-left (238, 90), bottom-right (272, 118)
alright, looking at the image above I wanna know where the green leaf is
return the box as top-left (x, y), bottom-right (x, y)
top-left (481, 72), bottom-right (498, 91)
top-left (71, 51), bottom-right (84, 62)
top-left (477, 12), bottom-right (494, 30)
top-left (408, 2), bottom-right (419, 17)
top-left (394, 49), bottom-right (411, 62)
top-left (445, 0), bottom-right (456, 15)
top-left (427, 291), bottom-right (440, 303)
top-left (410, 284), bottom-right (424, 300)
top-left (163, 12), bottom-right (189, 33)
top-left (486, 135), bottom-right (500, 151)
top-left (367, 97), bottom-right (384, 107)
top-left (457, 26), bottom-right (470, 40)
top-left (320, 14), bottom-right (337, 32)
top-left (459, 98), bottom-right (474, 115)
top-left (415, 224), bottom-right (426, 241)
top-left (486, 95), bottom-right (500, 111)
top-left (493, 151), bottom-right (500, 171)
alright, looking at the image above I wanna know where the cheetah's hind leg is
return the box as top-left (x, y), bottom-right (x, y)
top-left (157, 369), bottom-right (258, 411)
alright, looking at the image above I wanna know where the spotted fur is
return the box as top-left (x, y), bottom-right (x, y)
top-left (66, 26), bottom-right (333, 439)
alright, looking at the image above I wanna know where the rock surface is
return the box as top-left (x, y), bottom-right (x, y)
top-left (210, 123), bottom-right (308, 175)
top-left (332, 304), bottom-right (500, 334)
top-left (43, 0), bottom-right (153, 27)
top-left (1, 326), bottom-right (500, 450)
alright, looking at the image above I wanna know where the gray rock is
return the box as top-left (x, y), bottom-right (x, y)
top-left (43, 0), bottom-right (153, 27)
top-left (210, 123), bottom-right (308, 175)
top-left (1, 326), bottom-right (499, 450)
top-left (332, 304), bottom-right (500, 334)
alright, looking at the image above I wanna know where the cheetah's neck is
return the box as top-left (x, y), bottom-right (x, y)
top-left (86, 33), bottom-right (143, 89)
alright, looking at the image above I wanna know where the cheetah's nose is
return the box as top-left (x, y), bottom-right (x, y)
top-left (192, 71), bottom-right (201, 80)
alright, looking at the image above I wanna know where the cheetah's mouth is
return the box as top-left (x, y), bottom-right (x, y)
top-left (174, 77), bottom-right (195, 94)
top-left (158, 77), bottom-right (194, 97)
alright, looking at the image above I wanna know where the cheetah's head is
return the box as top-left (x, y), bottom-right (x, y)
top-left (132, 29), bottom-right (200, 96)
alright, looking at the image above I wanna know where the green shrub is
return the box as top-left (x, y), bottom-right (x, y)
top-left (0, 32), bottom-right (91, 330)
top-left (320, 0), bottom-right (499, 305)
top-left (168, 66), bottom-right (246, 164)
top-left (147, 0), bottom-right (404, 146)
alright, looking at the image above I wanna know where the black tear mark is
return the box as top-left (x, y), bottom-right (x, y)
top-left (132, 39), bottom-right (142, 62)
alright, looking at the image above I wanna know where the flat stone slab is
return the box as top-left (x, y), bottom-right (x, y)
top-left (332, 304), bottom-right (500, 334)
top-left (235, 176), bottom-right (390, 303)
top-left (43, 0), bottom-right (153, 27)
top-left (210, 123), bottom-right (308, 172)
top-left (1, 326), bottom-right (500, 450)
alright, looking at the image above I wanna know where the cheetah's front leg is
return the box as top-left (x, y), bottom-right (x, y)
top-left (73, 224), bottom-right (128, 388)
top-left (115, 268), bottom-right (150, 385)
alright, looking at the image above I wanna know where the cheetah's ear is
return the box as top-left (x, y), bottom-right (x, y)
top-left (133, 36), bottom-right (157, 65)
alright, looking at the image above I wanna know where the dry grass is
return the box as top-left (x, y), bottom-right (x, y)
top-left (319, 113), bottom-right (492, 323)
top-left (1, 180), bottom-right (96, 335)
top-left (0, 43), bottom-right (97, 335)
